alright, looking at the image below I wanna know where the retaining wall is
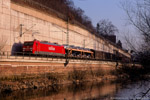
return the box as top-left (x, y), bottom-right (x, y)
top-left (0, 0), bottom-right (130, 58)
top-left (0, 57), bottom-right (117, 77)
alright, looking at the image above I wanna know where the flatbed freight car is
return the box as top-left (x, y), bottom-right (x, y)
top-left (64, 45), bottom-right (93, 58)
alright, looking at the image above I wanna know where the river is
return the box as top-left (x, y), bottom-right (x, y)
top-left (0, 80), bottom-right (150, 100)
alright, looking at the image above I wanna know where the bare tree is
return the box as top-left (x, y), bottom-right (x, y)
top-left (122, 30), bottom-right (142, 52)
top-left (122, 0), bottom-right (150, 50)
top-left (122, 1), bottom-right (150, 98)
top-left (96, 19), bottom-right (118, 35)
top-left (122, 0), bottom-right (150, 62)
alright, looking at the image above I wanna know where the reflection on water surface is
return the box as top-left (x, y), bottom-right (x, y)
top-left (0, 80), bottom-right (150, 100)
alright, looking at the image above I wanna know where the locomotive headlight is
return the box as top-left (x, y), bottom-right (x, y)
top-left (23, 48), bottom-right (25, 51)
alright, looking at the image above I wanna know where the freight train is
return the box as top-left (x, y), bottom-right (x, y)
top-left (22, 40), bottom-right (130, 62)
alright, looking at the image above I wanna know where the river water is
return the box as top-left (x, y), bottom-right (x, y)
top-left (0, 80), bottom-right (150, 100)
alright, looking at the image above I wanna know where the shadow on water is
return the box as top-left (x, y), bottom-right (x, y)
top-left (114, 80), bottom-right (150, 100)
top-left (1, 80), bottom-right (150, 100)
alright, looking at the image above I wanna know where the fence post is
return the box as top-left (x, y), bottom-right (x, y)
top-left (29, 53), bottom-right (31, 60)
top-left (23, 52), bottom-right (24, 59)
top-left (36, 53), bottom-right (37, 60)
top-left (7, 51), bottom-right (8, 59)
top-left (0, 52), bottom-right (3, 59)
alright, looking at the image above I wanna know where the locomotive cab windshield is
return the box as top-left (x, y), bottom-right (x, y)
top-left (24, 42), bottom-right (34, 46)
top-left (23, 41), bottom-right (35, 53)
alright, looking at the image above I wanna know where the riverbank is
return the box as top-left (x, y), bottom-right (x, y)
top-left (0, 69), bottom-right (117, 92)
top-left (1, 63), bottom-right (146, 93)
top-left (1, 76), bottom-right (149, 100)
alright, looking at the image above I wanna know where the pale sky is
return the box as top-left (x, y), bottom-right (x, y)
top-left (73, 0), bottom-right (125, 28)
top-left (73, 0), bottom-right (140, 49)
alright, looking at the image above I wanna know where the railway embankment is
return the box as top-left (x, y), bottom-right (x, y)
top-left (0, 56), bottom-right (120, 92)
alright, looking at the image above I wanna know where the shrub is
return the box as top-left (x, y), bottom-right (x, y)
top-left (68, 70), bottom-right (87, 81)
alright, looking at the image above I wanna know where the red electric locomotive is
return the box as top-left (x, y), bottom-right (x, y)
top-left (23, 40), bottom-right (65, 56)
